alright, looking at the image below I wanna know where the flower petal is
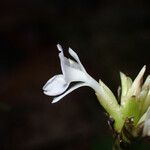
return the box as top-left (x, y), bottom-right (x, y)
top-left (43, 74), bottom-right (69, 96)
top-left (68, 58), bottom-right (82, 70)
top-left (68, 47), bottom-right (87, 73)
top-left (57, 44), bottom-right (89, 83)
top-left (57, 44), bottom-right (63, 53)
top-left (63, 64), bottom-right (88, 83)
top-left (57, 44), bottom-right (66, 76)
top-left (52, 83), bottom-right (88, 103)
top-left (57, 45), bottom-right (82, 77)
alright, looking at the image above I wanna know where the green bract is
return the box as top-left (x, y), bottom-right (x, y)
top-left (97, 65), bottom-right (150, 135)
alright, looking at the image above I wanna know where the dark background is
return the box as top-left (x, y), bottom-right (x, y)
top-left (0, 0), bottom-right (150, 149)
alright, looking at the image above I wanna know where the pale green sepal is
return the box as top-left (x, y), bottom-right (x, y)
top-left (120, 72), bottom-right (132, 106)
top-left (122, 96), bottom-right (142, 125)
top-left (140, 90), bottom-right (150, 115)
top-left (137, 107), bottom-right (150, 125)
top-left (120, 72), bottom-right (132, 97)
top-left (99, 80), bottom-right (118, 103)
top-left (127, 65), bottom-right (146, 97)
top-left (96, 92), bottom-right (124, 132)
top-left (142, 75), bottom-right (150, 90)
top-left (96, 80), bottom-right (124, 132)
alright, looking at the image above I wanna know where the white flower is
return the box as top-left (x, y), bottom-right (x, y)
top-left (43, 44), bottom-right (103, 103)
top-left (43, 44), bottom-right (122, 131)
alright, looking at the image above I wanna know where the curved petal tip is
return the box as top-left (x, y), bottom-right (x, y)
top-left (57, 44), bottom-right (63, 52)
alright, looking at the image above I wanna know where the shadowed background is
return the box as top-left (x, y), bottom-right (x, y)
top-left (0, 0), bottom-right (150, 149)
